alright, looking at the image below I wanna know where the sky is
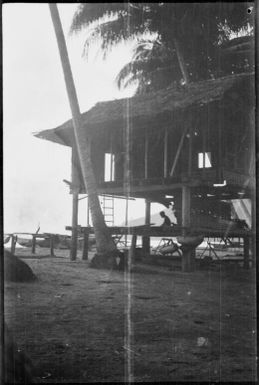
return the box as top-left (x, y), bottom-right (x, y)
top-left (3, 3), bottom-right (169, 235)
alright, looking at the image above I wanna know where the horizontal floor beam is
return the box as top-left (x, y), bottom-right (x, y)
top-left (65, 225), bottom-right (252, 239)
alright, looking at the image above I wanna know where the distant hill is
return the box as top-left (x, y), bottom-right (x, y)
top-left (124, 209), bottom-right (177, 227)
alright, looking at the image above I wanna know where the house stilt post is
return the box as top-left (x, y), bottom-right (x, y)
top-left (181, 185), bottom-right (195, 272)
top-left (142, 199), bottom-right (151, 254)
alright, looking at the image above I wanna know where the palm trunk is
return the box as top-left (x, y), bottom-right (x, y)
top-left (49, 4), bottom-right (116, 256)
top-left (81, 140), bottom-right (116, 253)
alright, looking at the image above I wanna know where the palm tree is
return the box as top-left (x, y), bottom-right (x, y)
top-left (70, 3), bottom-right (253, 93)
top-left (49, 4), bottom-right (118, 267)
top-left (114, 38), bottom-right (182, 94)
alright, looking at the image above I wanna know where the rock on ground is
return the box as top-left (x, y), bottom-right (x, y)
top-left (3, 250), bottom-right (37, 282)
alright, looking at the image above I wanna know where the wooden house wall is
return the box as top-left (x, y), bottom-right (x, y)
top-left (131, 129), bottom-right (145, 179)
top-left (91, 133), bottom-right (105, 183)
top-left (114, 130), bottom-right (124, 181)
top-left (221, 99), bottom-right (252, 174)
top-left (167, 124), bottom-right (183, 176)
top-left (147, 128), bottom-right (164, 178)
top-left (78, 95), bottom-right (253, 190)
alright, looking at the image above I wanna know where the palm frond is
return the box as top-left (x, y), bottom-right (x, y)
top-left (70, 2), bottom-right (253, 93)
top-left (70, 3), bottom-right (126, 34)
top-left (70, 2), bottom-right (152, 35)
top-left (116, 55), bottom-right (180, 91)
top-left (81, 15), bottom-right (148, 60)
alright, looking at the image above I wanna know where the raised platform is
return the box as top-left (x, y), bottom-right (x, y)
top-left (65, 225), bottom-right (252, 271)
top-left (65, 225), bottom-right (251, 239)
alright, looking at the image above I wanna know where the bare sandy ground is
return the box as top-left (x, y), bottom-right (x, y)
top-left (4, 247), bottom-right (257, 382)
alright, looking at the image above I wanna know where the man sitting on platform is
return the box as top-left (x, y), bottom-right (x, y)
top-left (160, 211), bottom-right (171, 230)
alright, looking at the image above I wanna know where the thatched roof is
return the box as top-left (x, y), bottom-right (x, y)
top-left (219, 35), bottom-right (254, 54)
top-left (34, 72), bottom-right (253, 147)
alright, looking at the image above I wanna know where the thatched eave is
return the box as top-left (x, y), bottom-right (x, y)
top-left (33, 72), bottom-right (254, 147)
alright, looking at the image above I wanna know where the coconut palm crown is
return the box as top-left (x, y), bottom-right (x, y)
top-left (70, 3), bottom-right (254, 93)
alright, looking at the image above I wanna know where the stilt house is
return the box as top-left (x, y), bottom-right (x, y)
top-left (35, 72), bottom-right (255, 226)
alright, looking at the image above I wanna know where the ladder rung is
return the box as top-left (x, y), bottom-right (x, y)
top-left (102, 194), bottom-right (114, 226)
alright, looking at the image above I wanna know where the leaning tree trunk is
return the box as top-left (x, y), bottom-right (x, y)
top-left (49, 4), bottom-right (117, 266)
top-left (83, 140), bottom-right (116, 254)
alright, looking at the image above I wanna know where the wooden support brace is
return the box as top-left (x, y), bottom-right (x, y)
top-left (82, 228), bottom-right (89, 260)
top-left (173, 38), bottom-right (190, 84)
top-left (240, 199), bottom-right (251, 221)
top-left (170, 124), bottom-right (189, 177)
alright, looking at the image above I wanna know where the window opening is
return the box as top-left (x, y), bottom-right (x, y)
top-left (104, 153), bottom-right (115, 181)
top-left (198, 152), bottom-right (212, 168)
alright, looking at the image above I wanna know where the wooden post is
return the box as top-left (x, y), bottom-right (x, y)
top-left (144, 128), bottom-right (148, 179)
top-left (182, 247), bottom-right (195, 272)
top-left (70, 144), bottom-right (80, 261)
top-left (248, 107), bottom-right (255, 268)
top-left (123, 105), bottom-right (131, 189)
top-left (50, 235), bottom-right (55, 257)
top-left (181, 185), bottom-right (194, 272)
top-left (125, 197), bottom-right (129, 247)
top-left (188, 130), bottom-right (193, 177)
top-left (251, 196), bottom-right (256, 268)
top-left (145, 199), bottom-right (151, 225)
top-left (129, 234), bottom-right (137, 265)
top-left (217, 103), bottom-right (222, 181)
top-left (110, 130), bottom-right (114, 181)
top-left (32, 235), bottom-right (36, 254)
top-left (202, 119), bottom-right (206, 178)
top-left (233, 140), bottom-right (238, 170)
top-left (11, 235), bottom-right (16, 255)
top-left (82, 228), bottom-right (89, 260)
top-left (142, 199), bottom-right (151, 255)
top-left (164, 127), bottom-right (168, 178)
top-left (182, 185), bottom-right (191, 228)
top-left (243, 236), bottom-right (250, 269)
top-left (87, 197), bottom-right (90, 226)
top-left (70, 191), bottom-right (78, 261)
top-left (173, 38), bottom-right (190, 85)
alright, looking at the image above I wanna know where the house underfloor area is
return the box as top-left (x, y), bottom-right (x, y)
top-left (4, 247), bottom-right (257, 383)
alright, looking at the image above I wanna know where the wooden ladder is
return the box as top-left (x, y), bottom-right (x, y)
top-left (101, 195), bottom-right (114, 226)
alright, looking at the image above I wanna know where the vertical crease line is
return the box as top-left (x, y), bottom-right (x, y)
top-left (124, 3), bottom-right (132, 382)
